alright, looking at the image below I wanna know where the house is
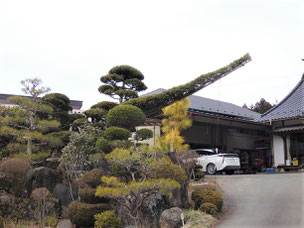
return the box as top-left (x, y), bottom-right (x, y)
top-left (0, 93), bottom-right (83, 114)
top-left (140, 89), bottom-right (271, 170)
top-left (256, 75), bottom-right (304, 168)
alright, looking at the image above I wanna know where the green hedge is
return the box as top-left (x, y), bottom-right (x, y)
top-left (191, 186), bottom-right (223, 212)
top-left (68, 201), bottom-right (111, 227)
top-left (94, 210), bottom-right (121, 228)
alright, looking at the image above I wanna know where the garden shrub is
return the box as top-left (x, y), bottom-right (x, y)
top-left (110, 162), bottom-right (130, 178)
top-left (134, 128), bottom-right (153, 141)
top-left (152, 161), bottom-right (187, 184)
top-left (94, 210), bottom-right (121, 228)
top-left (0, 158), bottom-right (32, 196)
top-left (78, 187), bottom-right (109, 204)
top-left (191, 186), bottom-right (223, 212)
top-left (200, 202), bottom-right (218, 215)
top-left (44, 215), bottom-right (58, 227)
top-left (67, 201), bottom-right (111, 227)
top-left (106, 105), bottom-right (146, 130)
top-left (80, 169), bottom-right (103, 188)
top-left (96, 137), bottom-right (112, 154)
top-left (104, 127), bottom-right (131, 140)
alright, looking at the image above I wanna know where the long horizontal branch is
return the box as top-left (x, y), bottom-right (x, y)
top-left (124, 53), bottom-right (251, 117)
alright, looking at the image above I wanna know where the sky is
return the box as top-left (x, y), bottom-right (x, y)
top-left (1, 0), bottom-right (304, 110)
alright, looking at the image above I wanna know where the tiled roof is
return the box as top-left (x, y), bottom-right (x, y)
top-left (0, 93), bottom-right (82, 110)
top-left (142, 89), bottom-right (261, 120)
top-left (256, 75), bottom-right (304, 122)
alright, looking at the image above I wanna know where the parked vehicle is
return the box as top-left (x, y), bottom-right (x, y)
top-left (195, 149), bottom-right (241, 175)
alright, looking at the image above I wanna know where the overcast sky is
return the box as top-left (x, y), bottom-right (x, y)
top-left (1, 0), bottom-right (304, 110)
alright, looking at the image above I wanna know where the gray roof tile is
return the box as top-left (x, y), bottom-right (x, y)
top-left (256, 75), bottom-right (304, 122)
top-left (142, 89), bottom-right (260, 119)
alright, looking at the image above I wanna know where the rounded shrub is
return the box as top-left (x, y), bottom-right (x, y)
top-left (134, 128), bottom-right (153, 141)
top-left (106, 105), bottom-right (146, 130)
top-left (67, 201), bottom-right (111, 227)
top-left (191, 186), bottom-right (223, 212)
top-left (80, 169), bottom-right (103, 188)
top-left (96, 137), bottom-right (112, 154)
top-left (104, 127), bottom-right (131, 140)
top-left (78, 187), bottom-right (109, 204)
top-left (200, 202), bottom-right (218, 215)
top-left (44, 215), bottom-right (58, 227)
top-left (94, 210), bottom-right (121, 228)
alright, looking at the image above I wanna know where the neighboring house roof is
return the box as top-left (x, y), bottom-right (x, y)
top-left (142, 88), bottom-right (261, 120)
top-left (256, 75), bottom-right (304, 122)
top-left (0, 93), bottom-right (83, 110)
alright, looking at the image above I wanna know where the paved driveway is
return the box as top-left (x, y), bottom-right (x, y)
top-left (212, 173), bottom-right (304, 228)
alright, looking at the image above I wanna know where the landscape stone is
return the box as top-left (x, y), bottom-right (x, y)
top-left (56, 219), bottom-right (73, 228)
top-left (159, 207), bottom-right (186, 228)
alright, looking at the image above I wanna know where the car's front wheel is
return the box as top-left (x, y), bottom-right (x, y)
top-left (206, 163), bottom-right (216, 175)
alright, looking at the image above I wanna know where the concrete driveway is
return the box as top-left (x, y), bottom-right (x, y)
top-left (212, 173), bottom-right (304, 228)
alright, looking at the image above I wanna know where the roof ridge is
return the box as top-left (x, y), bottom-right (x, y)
top-left (261, 75), bottom-right (304, 117)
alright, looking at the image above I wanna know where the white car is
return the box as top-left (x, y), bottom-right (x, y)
top-left (195, 149), bottom-right (241, 175)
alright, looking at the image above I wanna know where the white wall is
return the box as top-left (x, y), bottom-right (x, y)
top-left (273, 135), bottom-right (285, 167)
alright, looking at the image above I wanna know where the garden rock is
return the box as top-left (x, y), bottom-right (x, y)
top-left (142, 193), bottom-right (170, 227)
top-left (30, 167), bottom-right (58, 193)
top-left (159, 207), bottom-right (186, 228)
top-left (53, 183), bottom-right (78, 206)
top-left (56, 219), bottom-right (73, 228)
top-left (0, 191), bottom-right (15, 216)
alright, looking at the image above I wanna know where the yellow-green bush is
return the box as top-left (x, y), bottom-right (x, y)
top-left (200, 202), bottom-right (218, 215)
top-left (191, 186), bottom-right (223, 212)
top-left (44, 215), bottom-right (58, 227)
top-left (94, 210), bottom-right (121, 228)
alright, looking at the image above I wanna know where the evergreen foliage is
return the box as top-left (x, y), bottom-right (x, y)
top-left (67, 201), bottom-right (111, 227)
top-left (104, 127), bottom-right (131, 141)
top-left (96, 145), bottom-right (183, 227)
top-left (159, 98), bottom-right (192, 153)
top-left (124, 54), bottom-right (251, 117)
top-left (134, 128), bottom-right (153, 141)
top-left (99, 65), bottom-right (147, 104)
top-left (106, 105), bottom-right (146, 130)
top-left (94, 210), bottom-right (121, 228)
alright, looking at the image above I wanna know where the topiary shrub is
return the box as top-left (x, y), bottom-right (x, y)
top-left (191, 186), bottom-right (223, 212)
top-left (200, 202), bottom-right (218, 215)
top-left (106, 105), bottom-right (146, 130)
top-left (94, 210), bottom-right (121, 228)
top-left (134, 128), bottom-right (153, 141)
top-left (44, 215), bottom-right (58, 227)
top-left (104, 127), bottom-right (131, 140)
top-left (96, 137), bottom-right (112, 154)
top-left (68, 201), bottom-right (111, 227)
top-left (0, 158), bottom-right (32, 197)
top-left (80, 169), bottom-right (103, 188)
top-left (78, 187), bottom-right (109, 204)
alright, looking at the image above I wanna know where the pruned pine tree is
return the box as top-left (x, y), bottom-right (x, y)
top-left (96, 145), bottom-right (184, 228)
top-left (0, 78), bottom-right (60, 155)
top-left (98, 65), bottom-right (147, 104)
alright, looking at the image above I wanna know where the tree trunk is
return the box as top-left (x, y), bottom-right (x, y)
top-left (27, 138), bottom-right (32, 154)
